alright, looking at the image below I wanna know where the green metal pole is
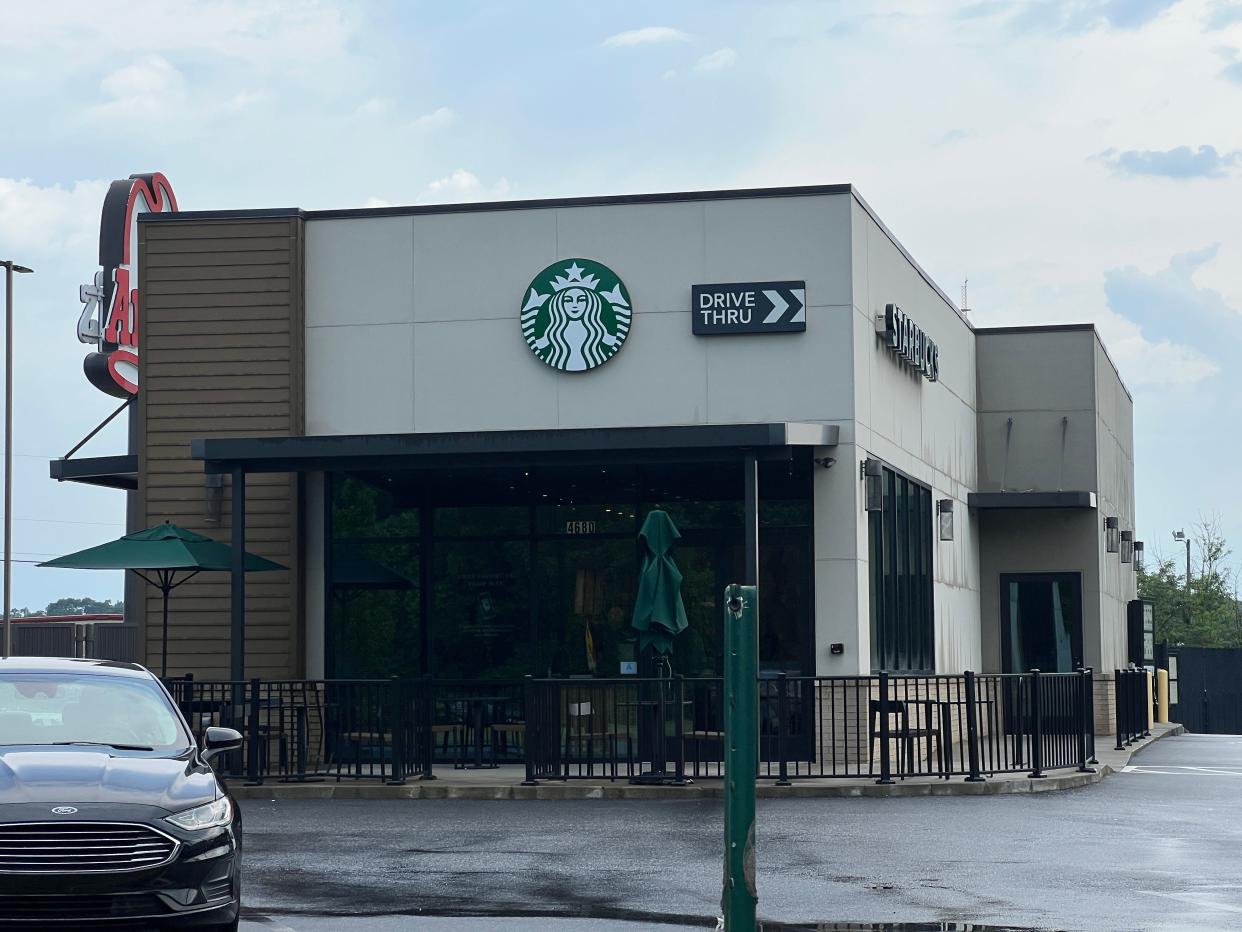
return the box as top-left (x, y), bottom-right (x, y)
top-left (722, 583), bottom-right (758, 931)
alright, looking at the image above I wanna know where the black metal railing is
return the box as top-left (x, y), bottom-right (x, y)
top-left (166, 668), bottom-right (1099, 786)
top-left (166, 675), bottom-right (433, 784)
top-left (1113, 667), bottom-right (1151, 749)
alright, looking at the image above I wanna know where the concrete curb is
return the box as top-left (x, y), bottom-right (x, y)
top-left (231, 723), bottom-right (1184, 802)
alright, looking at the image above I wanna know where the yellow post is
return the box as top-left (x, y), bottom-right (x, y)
top-left (1156, 669), bottom-right (1170, 724)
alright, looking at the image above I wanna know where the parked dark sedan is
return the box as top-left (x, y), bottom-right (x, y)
top-left (0, 657), bottom-right (243, 929)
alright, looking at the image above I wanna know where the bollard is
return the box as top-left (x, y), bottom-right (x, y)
top-left (964, 671), bottom-right (985, 783)
top-left (721, 584), bottom-right (758, 932)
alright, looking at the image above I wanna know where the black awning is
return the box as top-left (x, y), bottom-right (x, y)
top-left (49, 455), bottom-right (138, 491)
top-left (968, 491), bottom-right (1097, 510)
top-left (191, 422), bottom-right (840, 474)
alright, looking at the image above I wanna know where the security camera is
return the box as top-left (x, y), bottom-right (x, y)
top-left (814, 456), bottom-right (837, 469)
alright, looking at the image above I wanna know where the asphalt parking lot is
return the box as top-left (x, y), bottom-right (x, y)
top-left (237, 733), bottom-right (1242, 931)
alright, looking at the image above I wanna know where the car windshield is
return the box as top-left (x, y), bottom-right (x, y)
top-left (0, 673), bottom-right (190, 751)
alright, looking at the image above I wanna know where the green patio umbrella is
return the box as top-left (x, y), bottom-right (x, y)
top-left (631, 509), bottom-right (689, 656)
top-left (39, 522), bottom-right (285, 678)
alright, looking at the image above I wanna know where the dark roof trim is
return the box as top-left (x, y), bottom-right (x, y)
top-left (974, 323), bottom-right (1095, 335)
top-left (192, 423), bottom-right (840, 474)
top-left (137, 183), bottom-right (966, 324)
top-left (969, 491), bottom-right (1097, 510)
top-left (140, 185), bottom-right (854, 223)
top-left (49, 454), bottom-right (138, 491)
top-left (141, 207), bottom-right (303, 221)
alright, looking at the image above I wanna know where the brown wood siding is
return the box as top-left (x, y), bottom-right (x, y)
top-left (136, 218), bottom-right (304, 679)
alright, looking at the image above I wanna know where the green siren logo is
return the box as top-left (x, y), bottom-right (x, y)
top-left (521, 259), bottom-right (631, 371)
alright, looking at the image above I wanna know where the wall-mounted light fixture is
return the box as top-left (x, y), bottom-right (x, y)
top-left (204, 473), bottom-right (224, 524)
top-left (1104, 516), bottom-right (1120, 553)
top-left (937, 498), bottom-right (954, 541)
top-left (1120, 530), bottom-right (1133, 564)
top-left (1133, 540), bottom-right (1144, 571)
top-left (862, 458), bottom-right (884, 512)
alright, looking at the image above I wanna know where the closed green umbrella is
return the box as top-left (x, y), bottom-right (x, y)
top-left (40, 522), bottom-right (284, 678)
top-left (631, 509), bottom-right (689, 656)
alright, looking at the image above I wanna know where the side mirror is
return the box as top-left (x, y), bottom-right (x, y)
top-left (202, 726), bottom-right (243, 763)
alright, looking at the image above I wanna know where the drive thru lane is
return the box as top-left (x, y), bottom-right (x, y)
top-left (236, 733), bottom-right (1240, 931)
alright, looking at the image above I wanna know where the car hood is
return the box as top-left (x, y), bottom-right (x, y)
top-left (0, 747), bottom-right (217, 813)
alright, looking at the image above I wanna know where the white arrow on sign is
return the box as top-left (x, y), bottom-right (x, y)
top-left (790, 288), bottom-right (805, 323)
top-left (762, 290), bottom-right (788, 324)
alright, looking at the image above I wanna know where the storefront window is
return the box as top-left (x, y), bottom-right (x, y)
top-left (868, 464), bottom-right (935, 673)
top-left (326, 454), bottom-right (815, 680)
top-left (329, 476), bottom-right (421, 678)
top-left (433, 539), bottom-right (531, 678)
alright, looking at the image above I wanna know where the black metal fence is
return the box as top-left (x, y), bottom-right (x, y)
top-left (168, 668), bottom-right (1100, 786)
top-left (1113, 668), bottom-right (1151, 749)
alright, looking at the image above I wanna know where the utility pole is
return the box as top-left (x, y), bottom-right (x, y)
top-left (1173, 530), bottom-right (1192, 591)
top-left (0, 260), bottom-right (33, 660)
top-left (1173, 529), bottom-right (1193, 630)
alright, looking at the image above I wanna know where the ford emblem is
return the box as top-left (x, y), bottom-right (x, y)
top-left (50, 806), bottom-right (78, 815)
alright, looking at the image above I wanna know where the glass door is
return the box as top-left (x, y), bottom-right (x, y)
top-left (1000, 573), bottom-right (1083, 673)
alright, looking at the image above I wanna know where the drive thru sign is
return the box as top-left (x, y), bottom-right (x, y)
top-left (693, 281), bottom-right (806, 335)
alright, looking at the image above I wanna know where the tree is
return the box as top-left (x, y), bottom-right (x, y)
top-left (1141, 518), bottom-right (1241, 648)
top-left (10, 597), bottom-right (124, 618)
top-left (43, 597), bottom-right (124, 616)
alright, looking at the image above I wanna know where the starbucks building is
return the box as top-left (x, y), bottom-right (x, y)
top-left (53, 182), bottom-right (1139, 723)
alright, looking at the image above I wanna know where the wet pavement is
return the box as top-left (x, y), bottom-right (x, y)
top-left (236, 733), bottom-right (1242, 931)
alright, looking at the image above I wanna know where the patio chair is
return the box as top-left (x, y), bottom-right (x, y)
top-left (488, 696), bottom-right (526, 762)
top-left (562, 695), bottom-right (631, 780)
top-left (868, 699), bottom-right (945, 779)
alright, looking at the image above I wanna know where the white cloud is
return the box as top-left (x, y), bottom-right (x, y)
top-left (603, 26), bottom-right (691, 48)
top-left (694, 47), bottom-right (738, 71)
top-left (0, 0), bottom-right (351, 71)
top-left (409, 106), bottom-right (456, 132)
top-left (355, 97), bottom-right (394, 117)
top-left (1096, 312), bottom-right (1220, 388)
top-left (0, 177), bottom-right (109, 256)
top-left (362, 197), bottom-right (392, 208)
top-left (416, 170), bottom-right (510, 204)
top-left (91, 56), bottom-right (186, 120)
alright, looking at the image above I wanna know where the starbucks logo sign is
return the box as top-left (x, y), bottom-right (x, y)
top-left (520, 259), bottom-right (632, 371)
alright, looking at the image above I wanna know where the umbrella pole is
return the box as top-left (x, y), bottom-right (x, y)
top-left (161, 572), bottom-right (172, 679)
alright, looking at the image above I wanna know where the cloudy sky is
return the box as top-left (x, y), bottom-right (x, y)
top-left (0, 0), bottom-right (1240, 608)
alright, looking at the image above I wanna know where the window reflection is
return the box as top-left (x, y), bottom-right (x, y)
top-left (327, 456), bottom-right (814, 679)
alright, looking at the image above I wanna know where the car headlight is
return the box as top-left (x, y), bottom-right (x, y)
top-left (165, 797), bottom-right (233, 831)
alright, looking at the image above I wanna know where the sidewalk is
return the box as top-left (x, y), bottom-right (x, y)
top-left (230, 721), bottom-right (1182, 801)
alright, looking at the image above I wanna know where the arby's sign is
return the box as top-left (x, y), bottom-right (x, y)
top-left (77, 172), bottom-right (178, 397)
